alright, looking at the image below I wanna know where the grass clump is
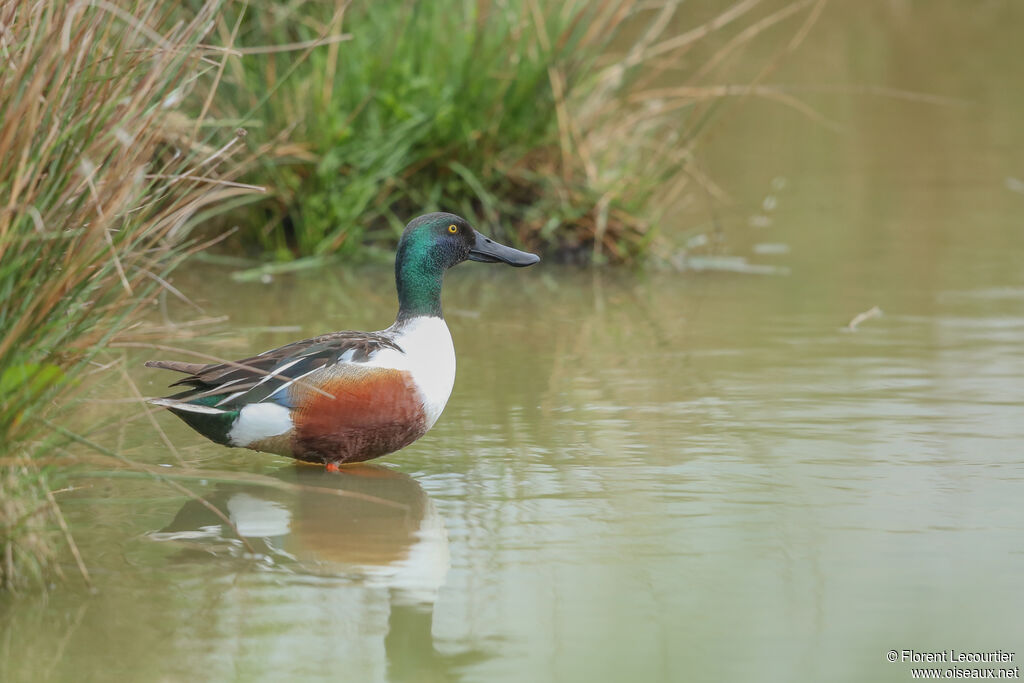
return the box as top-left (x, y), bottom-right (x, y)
top-left (210, 0), bottom-right (715, 264)
top-left (0, 0), bottom-right (252, 590)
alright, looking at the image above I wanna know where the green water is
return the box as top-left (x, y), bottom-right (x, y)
top-left (4, 3), bottom-right (1024, 682)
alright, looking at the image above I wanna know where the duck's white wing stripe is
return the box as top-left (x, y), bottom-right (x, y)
top-left (267, 367), bottom-right (323, 400)
top-left (215, 390), bottom-right (247, 407)
top-left (251, 358), bottom-right (303, 389)
top-left (148, 398), bottom-right (227, 415)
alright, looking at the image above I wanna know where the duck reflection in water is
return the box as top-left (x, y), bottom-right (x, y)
top-left (152, 465), bottom-right (485, 681)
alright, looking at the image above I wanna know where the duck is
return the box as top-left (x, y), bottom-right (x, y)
top-left (146, 212), bottom-right (539, 469)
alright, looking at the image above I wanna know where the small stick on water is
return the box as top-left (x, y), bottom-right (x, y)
top-left (846, 305), bottom-right (882, 332)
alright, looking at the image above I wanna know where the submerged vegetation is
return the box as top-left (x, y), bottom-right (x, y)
top-left (1, 0), bottom-right (825, 589)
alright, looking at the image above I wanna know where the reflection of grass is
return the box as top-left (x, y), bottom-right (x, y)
top-left (210, 0), bottom-right (797, 264)
top-left (0, 0), bottom-right (253, 589)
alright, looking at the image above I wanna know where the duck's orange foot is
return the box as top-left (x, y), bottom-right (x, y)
top-left (325, 462), bottom-right (341, 473)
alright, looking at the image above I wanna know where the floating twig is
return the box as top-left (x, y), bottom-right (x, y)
top-left (846, 305), bottom-right (883, 332)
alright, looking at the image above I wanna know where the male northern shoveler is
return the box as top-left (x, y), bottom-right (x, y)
top-left (146, 212), bottom-right (539, 468)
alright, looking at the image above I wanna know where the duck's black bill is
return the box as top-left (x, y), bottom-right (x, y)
top-left (468, 230), bottom-right (540, 267)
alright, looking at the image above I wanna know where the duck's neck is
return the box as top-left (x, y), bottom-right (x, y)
top-left (395, 248), bottom-right (445, 321)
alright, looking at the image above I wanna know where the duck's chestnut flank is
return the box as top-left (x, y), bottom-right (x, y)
top-left (146, 212), bottom-right (540, 467)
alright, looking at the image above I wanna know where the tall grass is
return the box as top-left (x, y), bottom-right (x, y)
top-left (0, 0), bottom-right (253, 589)
top-left (207, 0), bottom-right (747, 264)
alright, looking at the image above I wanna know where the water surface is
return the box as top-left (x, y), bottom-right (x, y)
top-left (3, 3), bottom-right (1024, 682)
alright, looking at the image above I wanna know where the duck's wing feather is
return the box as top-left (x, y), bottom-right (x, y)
top-left (145, 360), bottom-right (209, 375)
top-left (146, 331), bottom-right (403, 408)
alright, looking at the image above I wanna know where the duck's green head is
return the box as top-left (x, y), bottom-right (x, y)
top-left (395, 212), bottom-right (540, 319)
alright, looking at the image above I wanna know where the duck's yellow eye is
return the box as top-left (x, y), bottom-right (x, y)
top-left (448, 224), bottom-right (458, 233)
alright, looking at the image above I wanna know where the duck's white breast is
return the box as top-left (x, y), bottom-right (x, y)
top-left (365, 316), bottom-right (455, 430)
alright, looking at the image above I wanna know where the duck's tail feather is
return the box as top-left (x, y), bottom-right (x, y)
top-left (147, 397), bottom-right (227, 415)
